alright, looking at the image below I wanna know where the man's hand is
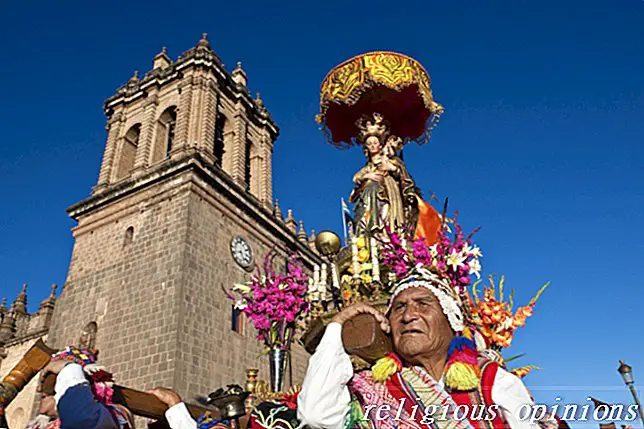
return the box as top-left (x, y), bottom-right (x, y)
top-left (146, 387), bottom-right (182, 408)
top-left (331, 302), bottom-right (390, 334)
top-left (42, 360), bottom-right (69, 376)
top-left (38, 359), bottom-right (70, 388)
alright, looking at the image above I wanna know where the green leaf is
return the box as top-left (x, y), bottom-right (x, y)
top-left (504, 353), bottom-right (526, 363)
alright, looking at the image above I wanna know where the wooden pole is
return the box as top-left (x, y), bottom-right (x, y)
top-left (111, 386), bottom-right (218, 421)
top-left (0, 339), bottom-right (55, 407)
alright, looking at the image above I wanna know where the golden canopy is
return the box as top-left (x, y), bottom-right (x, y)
top-left (317, 51), bottom-right (444, 148)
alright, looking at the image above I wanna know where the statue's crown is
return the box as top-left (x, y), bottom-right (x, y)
top-left (356, 113), bottom-right (389, 143)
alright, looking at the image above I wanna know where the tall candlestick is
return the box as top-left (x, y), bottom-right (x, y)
top-left (370, 237), bottom-right (380, 282)
top-left (331, 263), bottom-right (340, 289)
top-left (351, 237), bottom-right (360, 279)
top-left (313, 264), bottom-right (320, 287)
top-left (321, 263), bottom-right (328, 287)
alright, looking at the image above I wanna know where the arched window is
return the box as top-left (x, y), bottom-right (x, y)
top-left (79, 321), bottom-right (98, 350)
top-left (123, 226), bottom-right (134, 247)
top-left (231, 305), bottom-right (245, 335)
top-left (152, 106), bottom-right (177, 164)
top-left (115, 124), bottom-right (141, 181)
top-left (213, 114), bottom-right (226, 168)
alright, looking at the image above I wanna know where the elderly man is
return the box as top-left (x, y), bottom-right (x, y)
top-left (297, 269), bottom-right (541, 429)
top-left (30, 346), bottom-right (134, 429)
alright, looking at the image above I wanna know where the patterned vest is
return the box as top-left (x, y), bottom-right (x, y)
top-left (449, 359), bottom-right (506, 429)
top-left (346, 359), bottom-right (506, 429)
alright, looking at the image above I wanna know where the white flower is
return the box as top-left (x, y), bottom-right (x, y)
top-left (461, 243), bottom-right (473, 256)
top-left (469, 258), bottom-right (481, 279)
top-left (233, 283), bottom-right (251, 293)
top-left (470, 246), bottom-right (483, 258)
top-left (234, 299), bottom-right (247, 310)
top-left (499, 317), bottom-right (513, 330)
top-left (447, 250), bottom-right (467, 271)
top-left (429, 244), bottom-right (438, 258)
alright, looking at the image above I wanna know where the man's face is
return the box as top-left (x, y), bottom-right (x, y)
top-left (38, 394), bottom-right (58, 418)
top-left (37, 372), bottom-right (58, 418)
top-left (388, 287), bottom-right (454, 364)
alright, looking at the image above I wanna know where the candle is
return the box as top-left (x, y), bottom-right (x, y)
top-left (370, 237), bottom-right (380, 282)
top-left (313, 264), bottom-right (320, 286)
top-left (331, 263), bottom-right (340, 289)
top-left (321, 263), bottom-right (328, 287)
top-left (351, 236), bottom-right (360, 279)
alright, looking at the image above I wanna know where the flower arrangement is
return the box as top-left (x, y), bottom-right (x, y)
top-left (225, 251), bottom-right (309, 352)
top-left (380, 213), bottom-right (482, 293)
top-left (470, 275), bottom-right (549, 378)
top-left (470, 275), bottom-right (548, 350)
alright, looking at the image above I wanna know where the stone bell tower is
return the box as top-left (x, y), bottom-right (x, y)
top-left (48, 33), bottom-right (320, 408)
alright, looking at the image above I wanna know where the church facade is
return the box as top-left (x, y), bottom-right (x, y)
top-left (1, 34), bottom-right (320, 427)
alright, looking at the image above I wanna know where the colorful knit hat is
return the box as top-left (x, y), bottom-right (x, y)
top-left (51, 346), bottom-right (98, 366)
top-left (51, 346), bottom-right (115, 404)
top-left (384, 265), bottom-right (465, 332)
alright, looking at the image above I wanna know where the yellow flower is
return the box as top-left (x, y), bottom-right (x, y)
top-left (356, 236), bottom-right (366, 249)
top-left (360, 274), bottom-right (373, 284)
top-left (358, 248), bottom-right (370, 262)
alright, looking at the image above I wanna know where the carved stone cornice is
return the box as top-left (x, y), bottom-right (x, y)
top-left (66, 152), bottom-right (320, 266)
top-left (2, 328), bottom-right (49, 348)
top-left (103, 43), bottom-right (279, 140)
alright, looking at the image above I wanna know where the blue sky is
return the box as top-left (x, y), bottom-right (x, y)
top-left (1, 0), bottom-right (643, 425)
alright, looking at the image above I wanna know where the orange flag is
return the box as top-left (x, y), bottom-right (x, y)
top-left (414, 196), bottom-right (441, 246)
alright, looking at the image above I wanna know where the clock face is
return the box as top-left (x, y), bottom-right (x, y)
top-left (231, 236), bottom-right (253, 269)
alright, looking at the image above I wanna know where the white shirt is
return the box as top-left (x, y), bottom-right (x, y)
top-left (297, 323), bottom-right (540, 429)
top-left (165, 403), bottom-right (197, 429)
top-left (54, 363), bottom-right (89, 403)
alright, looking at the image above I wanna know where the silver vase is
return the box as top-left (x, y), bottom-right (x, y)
top-left (268, 348), bottom-right (286, 393)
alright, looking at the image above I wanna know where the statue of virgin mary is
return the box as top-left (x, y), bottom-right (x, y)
top-left (349, 113), bottom-right (419, 236)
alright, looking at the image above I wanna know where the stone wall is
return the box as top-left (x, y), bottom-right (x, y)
top-left (49, 159), bottom-right (317, 414)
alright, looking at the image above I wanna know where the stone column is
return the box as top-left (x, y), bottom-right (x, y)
top-left (231, 103), bottom-right (248, 185)
top-left (198, 78), bottom-right (218, 164)
top-left (132, 94), bottom-right (159, 177)
top-left (188, 76), bottom-right (203, 149)
top-left (95, 111), bottom-right (125, 192)
top-left (173, 75), bottom-right (194, 156)
top-left (260, 128), bottom-right (274, 209)
top-left (250, 149), bottom-right (262, 197)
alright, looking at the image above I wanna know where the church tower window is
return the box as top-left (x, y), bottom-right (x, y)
top-left (123, 226), bottom-right (134, 247)
top-left (152, 106), bottom-right (177, 164)
top-left (213, 114), bottom-right (226, 168)
top-left (79, 321), bottom-right (98, 349)
top-left (115, 124), bottom-right (140, 181)
top-left (231, 305), bottom-right (245, 335)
